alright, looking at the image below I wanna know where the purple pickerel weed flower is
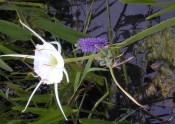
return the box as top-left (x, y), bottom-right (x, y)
top-left (77, 38), bottom-right (108, 53)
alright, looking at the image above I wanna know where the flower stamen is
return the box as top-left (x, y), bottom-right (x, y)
top-left (43, 64), bottom-right (52, 66)
top-left (23, 55), bottom-right (31, 60)
top-left (33, 49), bottom-right (44, 51)
top-left (27, 72), bottom-right (33, 76)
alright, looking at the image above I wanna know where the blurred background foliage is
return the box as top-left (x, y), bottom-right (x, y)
top-left (0, 0), bottom-right (175, 124)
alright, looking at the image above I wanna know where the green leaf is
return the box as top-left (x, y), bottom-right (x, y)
top-left (119, 0), bottom-right (158, 4)
top-left (74, 72), bottom-right (81, 92)
top-left (0, 58), bottom-right (13, 72)
top-left (146, 5), bottom-right (175, 19)
top-left (34, 20), bottom-right (91, 44)
top-left (32, 107), bottom-right (74, 124)
top-left (86, 73), bottom-right (105, 86)
top-left (79, 119), bottom-right (114, 124)
top-left (13, 106), bottom-right (49, 115)
top-left (115, 17), bottom-right (175, 49)
top-left (80, 58), bottom-right (93, 83)
top-left (0, 89), bottom-right (6, 98)
top-left (12, 94), bottom-right (51, 103)
top-left (0, 44), bottom-right (16, 54)
top-left (86, 68), bottom-right (108, 73)
top-left (10, 1), bottom-right (44, 7)
top-left (119, 0), bottom-right (175, 6)
top-left (0, 20), bottom-right (32, 41)
top-left (0, 117), bottom-right (9, 124)
top-left (4, 82), bottom-right (23, 91)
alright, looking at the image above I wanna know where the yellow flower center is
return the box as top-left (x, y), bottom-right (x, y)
top-left (49, 55), bottom-right (58, 66)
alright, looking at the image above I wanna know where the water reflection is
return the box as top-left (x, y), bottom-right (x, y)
top-left (49, 0), bottom-right (175, 123)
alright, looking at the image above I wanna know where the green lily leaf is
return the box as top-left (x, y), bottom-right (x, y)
top-left (0, 20), bottom-right (32, 41)
top-left (119, 0), bottom-right (175, 6)
top-left (115, 17), bottom-right (175, 49)
top-left (32, 107), bottom-right (74, 124)
top-left (13, 106), bottom-right (50, 115)
top-left (12, 94), bottom-right (52, 103)
top-left (120, 0), bottom-right (158, 3)
top-left (0, 89), bottom-right (6, 98)
top-left (0, 44), bottom-right (16, 54)
top-left (79, 119), bottom-right (114, 124)
top-left (0, 58), bottom-right (13, 72)
top-left (34, 20), bottom-right (91, 44)
top-left (146, 5), bottom-right (175, 19)
top-left (0, 117), bottom-right (9, 124)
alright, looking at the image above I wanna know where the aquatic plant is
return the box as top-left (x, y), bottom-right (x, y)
top-left (0, 0), bottom-right (175, 124)
top-left (77, 37), bottom-right (108, 53)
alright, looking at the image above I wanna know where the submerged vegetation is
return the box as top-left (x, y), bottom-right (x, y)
top-left (0, 0), bottom-right (175, 124)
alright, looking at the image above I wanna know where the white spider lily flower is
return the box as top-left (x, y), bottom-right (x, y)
top-left (1, 20), bottom-right (69, 120)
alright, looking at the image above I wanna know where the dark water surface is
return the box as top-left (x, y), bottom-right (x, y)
top-left (48, 0), bottom-right (175, 123)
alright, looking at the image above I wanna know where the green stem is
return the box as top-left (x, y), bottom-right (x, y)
top-left (106, 0), bottom-right (112, 44)
top-left (88, 77), bottom-right (109, 119)
top-left (83, 0), bottom-right (94, 33)
top-left (64, 53), bottom-right (102, 63)
top-left (121, 57), bottom-right (129, 85)
top-left (109, 65), bottom-right (145, 108)
top-left (76, 91), bottom-right (87, 123)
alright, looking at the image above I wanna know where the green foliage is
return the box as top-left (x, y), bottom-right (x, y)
top-left (34, 20), bottom-right (91, 44)
top-left (114, 17), bottom-right (175, 49)
top-left (0, 58), bottom-right (13, 72)
top-left (146, 5), bottom-right (175, 19)
top-left (119, 0), bottom-right (175, 19)
top-left (0, 20), bottom-right (32, 41)
top-left (79, 118), bottom-right (114, 124)
top-left (119, 0), bottom-right (175, 6)
top-left (0, 0), bottom-right (175, 123)
top-left (119, 0), bottom-right (158, 4)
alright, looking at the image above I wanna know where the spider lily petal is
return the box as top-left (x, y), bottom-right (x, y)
top-left (19, 20), bottom-right (46, 44)
top-left (1, 54), bottom-right (35, 59)
top-left (54, 83), bottom-right (68, 120)
top-left (22, 81), bottom-right (43, 112)
top-left (63, 68), bottom-right (69, 82)
top-left (50, 41), bottom-right (62, 54)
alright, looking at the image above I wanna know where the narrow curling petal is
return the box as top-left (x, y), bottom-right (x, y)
top-left (0, 54), bottom-right (35, 59)
top-left (19, 20), bottom-right (46, 44)
top-left (54, 83), bottom-right (68, 120)
top-left (50, 41), bottom-right (62, 54)
top-left (63, 68), bottom-right (69, 83)
top-left (22, 81), bottom-right (43, 112)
